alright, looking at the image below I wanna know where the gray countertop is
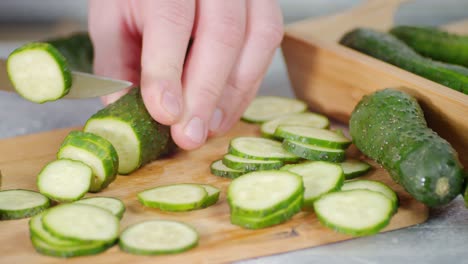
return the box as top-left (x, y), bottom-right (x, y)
top-left (0, 1), bottom-right (467, 263)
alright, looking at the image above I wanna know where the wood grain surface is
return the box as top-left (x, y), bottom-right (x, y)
top-left (0, 122), bottom-right (428, 264)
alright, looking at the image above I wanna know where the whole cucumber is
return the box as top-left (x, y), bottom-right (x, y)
top-left (390, 26), bottom-right (468, 68)
top-left (349, 88), bottom-right (464, 207)
top-left (340, 28), bottom-right (468, 95)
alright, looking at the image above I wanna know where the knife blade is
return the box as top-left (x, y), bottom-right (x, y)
top-left (0, 59), bottom-right (133, 99)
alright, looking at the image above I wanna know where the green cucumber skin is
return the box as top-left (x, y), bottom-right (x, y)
top-left (390, 26), bottom-right (468, 68)
top-left (85, 88), bottom-right (174, 174)
top-left (222, 157), bottom-right (283, 172)
top-left (349, 88), bottom-right (464, 207)
top-left (0, 189), bottom-right (51, 220)
top-left (46, 33), bottom-right (93, 73)
top-left (210, 160), bottom-right (245, 179)
top-left (282, 140), bottom-right (346, 162)
top-left (340, 28), bottom-right (468, 94)
top-left (58, 131), bottom-right (118, 192)
top-left (31, 235), bottom-right (112, 258)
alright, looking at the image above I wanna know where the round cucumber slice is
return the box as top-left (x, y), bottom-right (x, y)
top-left (261, 112), bottom-right (330, 138)
top-left (275, 126), bottom-right (351, 149)
top-left (37, 159), bottom-right (92, 202)
top-left (210, 160), bottom-right (245, 179)
top-left (242, 96), bottom-right (307, 123)
top-left (138, 184), bottom-right (208, 212)
top-left (229, 137), bottom-right (300, 162)
top-left (0, 189), bottom-right (50, 220)
top-left (222, 154), bottom-right (283, 172)
top-left (31, 235), bottom-right (111, 258)
top-left (29, 213), bottom-right (81, 247)
top-left (314, 189), bottom-right (394, 236)
top-left (341, 180), bottom-right (398, 211)
top-left (282, 140), bottom-right (346, 162)
top-left (119, 220), bottom-right (198, 255)
top-left (198, 184), bottom-right (220, 208)
top-left (340, 159), bottom-right (372, 179)
top-left (75, 197), bottom-right (126, 219)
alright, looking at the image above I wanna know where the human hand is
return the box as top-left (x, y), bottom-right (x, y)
top-left (88, 0), bottom-right (283, 150)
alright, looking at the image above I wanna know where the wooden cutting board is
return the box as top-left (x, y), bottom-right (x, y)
top-left (0, 122), bottom-right (428, 264)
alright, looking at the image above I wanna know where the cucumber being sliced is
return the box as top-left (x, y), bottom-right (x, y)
top-left (37, 159), bottom-right (92, 202)
top-left (275, 126), bottom-right (351, 149)
top-left (229, 137), bottom-right (299, 162)
top-left (75, 197), bottom-right (126, 219)
top-left (341, 180), bottom-right (398, 210)
top-left (6, 42), bottom-right (72, 103)
top-left (261, 112), bottom-right (330, 138)
top-left (210, 160), bottom-right (245, 179)
top-left (57, 131), bottom-right (118, 192)
top-left (31, 235), bottom-right (111, 258)
top-left (199, 184), bottom-right (220, 207)
top-left (282, 140), bottom-right (346, 162)
top-left (227, 170), bottom-right (304, 217)
top-left (42, 204), bottom-right (119, 243)
top-left (223, 154), bottom-right (283, 172)
top-left (314, 189), bottom-right (394, 236)
top-left (340, 159), bottom-right (372, 179)
top-left (0, 189), bottom-right (50, 220)
top-left (231, 194), bottom-right (302, 229)
top-left (119, 220), bottom-right (198, 255)
top-left (138, 184), bottom-right (208, 212)
top-left (29, 213), bottom-right (81, 247)
top-left (242, 96), bottom-right (307, 123)
top-left (281, 161), bottom-right (344, 207)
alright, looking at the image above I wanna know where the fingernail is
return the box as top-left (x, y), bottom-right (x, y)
top-left (161, 90), bottom-right (181, 117)
top-left (209, 108), bottom-right (223, 131)
top-left (184, 117), bottom-right (206, 144)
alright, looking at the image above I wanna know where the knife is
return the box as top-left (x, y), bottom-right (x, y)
top-left (0, 59), bottom-right (133, 99)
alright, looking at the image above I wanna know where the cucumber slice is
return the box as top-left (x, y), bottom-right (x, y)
top-left (229, 137), bottom-right (299, 162)
top-left (57, 131), bottom-right (118, 192)
top-left (222, 154), bottom-right (283, 172)
top-left (0, 189), bottom-right (50, 220)
top-left (42, 204), bottom-right (119, 243)
top-left (31, 235), bottom-right (111, 258)
top-left (314, 189), bottom-right (394, 236)
top-left (37, 159), bottom-right (92, 202)
top-left (199, 184), bottom-right (220, 207)
top-left (282, 140), bottom-right (346, 162)
top-left (231, 194), bottom-right (302, 229)
top-left (227, 170), bottom-right (304, 217)
top-left (29, 213), bottom-right (80, 247)
top-left (275, 126), bottom-right (351, 149)
top-left (119, 220), bottom-right (198, 255)
top-left (210, 160), bottom-right (245, 179)
top-left (281, 161), bottom-right (344, 207)
top-left (6, 42), bottom-right (72, 103)
top-left (340, 159), bottom-right (372, 179)
top-left (261, 112), bottom-right (330, 138)
top-left (138, 184), bottom-right (208, 212)
top-left (242, 96), bottom-right (307, 123)
top-left (75, 197), bottom-right (126, 219)
top-left (341, 180), bottom-right (398, 210)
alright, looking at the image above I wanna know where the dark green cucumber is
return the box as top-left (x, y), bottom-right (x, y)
top-left (46, 33), bottom-right (93, 73)
top-left (84, 88), bottom-right (174, 174)
top-left (390, 26), bottom-right (468, 68)
top-left (340, 28), bottom-right (468, 94)
top-left (349, 88), bottom-right (464, 207)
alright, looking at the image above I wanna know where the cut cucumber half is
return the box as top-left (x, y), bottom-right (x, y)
top-left (75, 197), bottom-right (126, 219)
top-left (37, 159), bottom-right (92, 202)
top-left (261, 112), bottom-right (330, 138)
top-left (57, 131), bottom-right (118, 192)
top-left (242, 96), bottom-right (307, 123)
top-left (282, 161), bottom-right (344, 207)
top-left (138, 184), bottom-right (208, 212)
top-left (29, 213), bottom-right (81, 247)
top-left (229, 137), bottom-right (299, 162)
top-left (119, 220), bottom-right (198, 255)
top-left (314, 189), bottom-right (394, 236)
top-left (231, 194), bottom-right (302, 229)
top-left (42, 203), bottom-right (119, 243)
top-left (340, 159), bottom-right (372, 179)
top-left (223, 154), bottom-right (283, 172)
top-left (275, 126), bottom-right (351, 149)
top-left (341, 180), bottom-right (398, 210)
top-left (282, 140), bottom-right (346, 162)
top-left (210, 160), bottom-right (245, 179)
top-left (228, 170), bottom-right (303, 217)
top-left (7, 42), bottom-right (72, 103)
top-left (199, 184), bottom-right (220, 207)
top-left (31, 235), bottom-right (111, 258)
top-left (0, 189), bottom-right (50, 220)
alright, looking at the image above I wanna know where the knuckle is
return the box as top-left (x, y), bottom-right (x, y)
top-left (198, 79), bottom-right (223, 101)
top-left (206, 15), bottom-right (245, 49)
top-left (141, 60), bottom-right (182, 79)
top-left (154, 1), bottom-right (193, 30)
top-left (251, 21), bottom-right (284, 48)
